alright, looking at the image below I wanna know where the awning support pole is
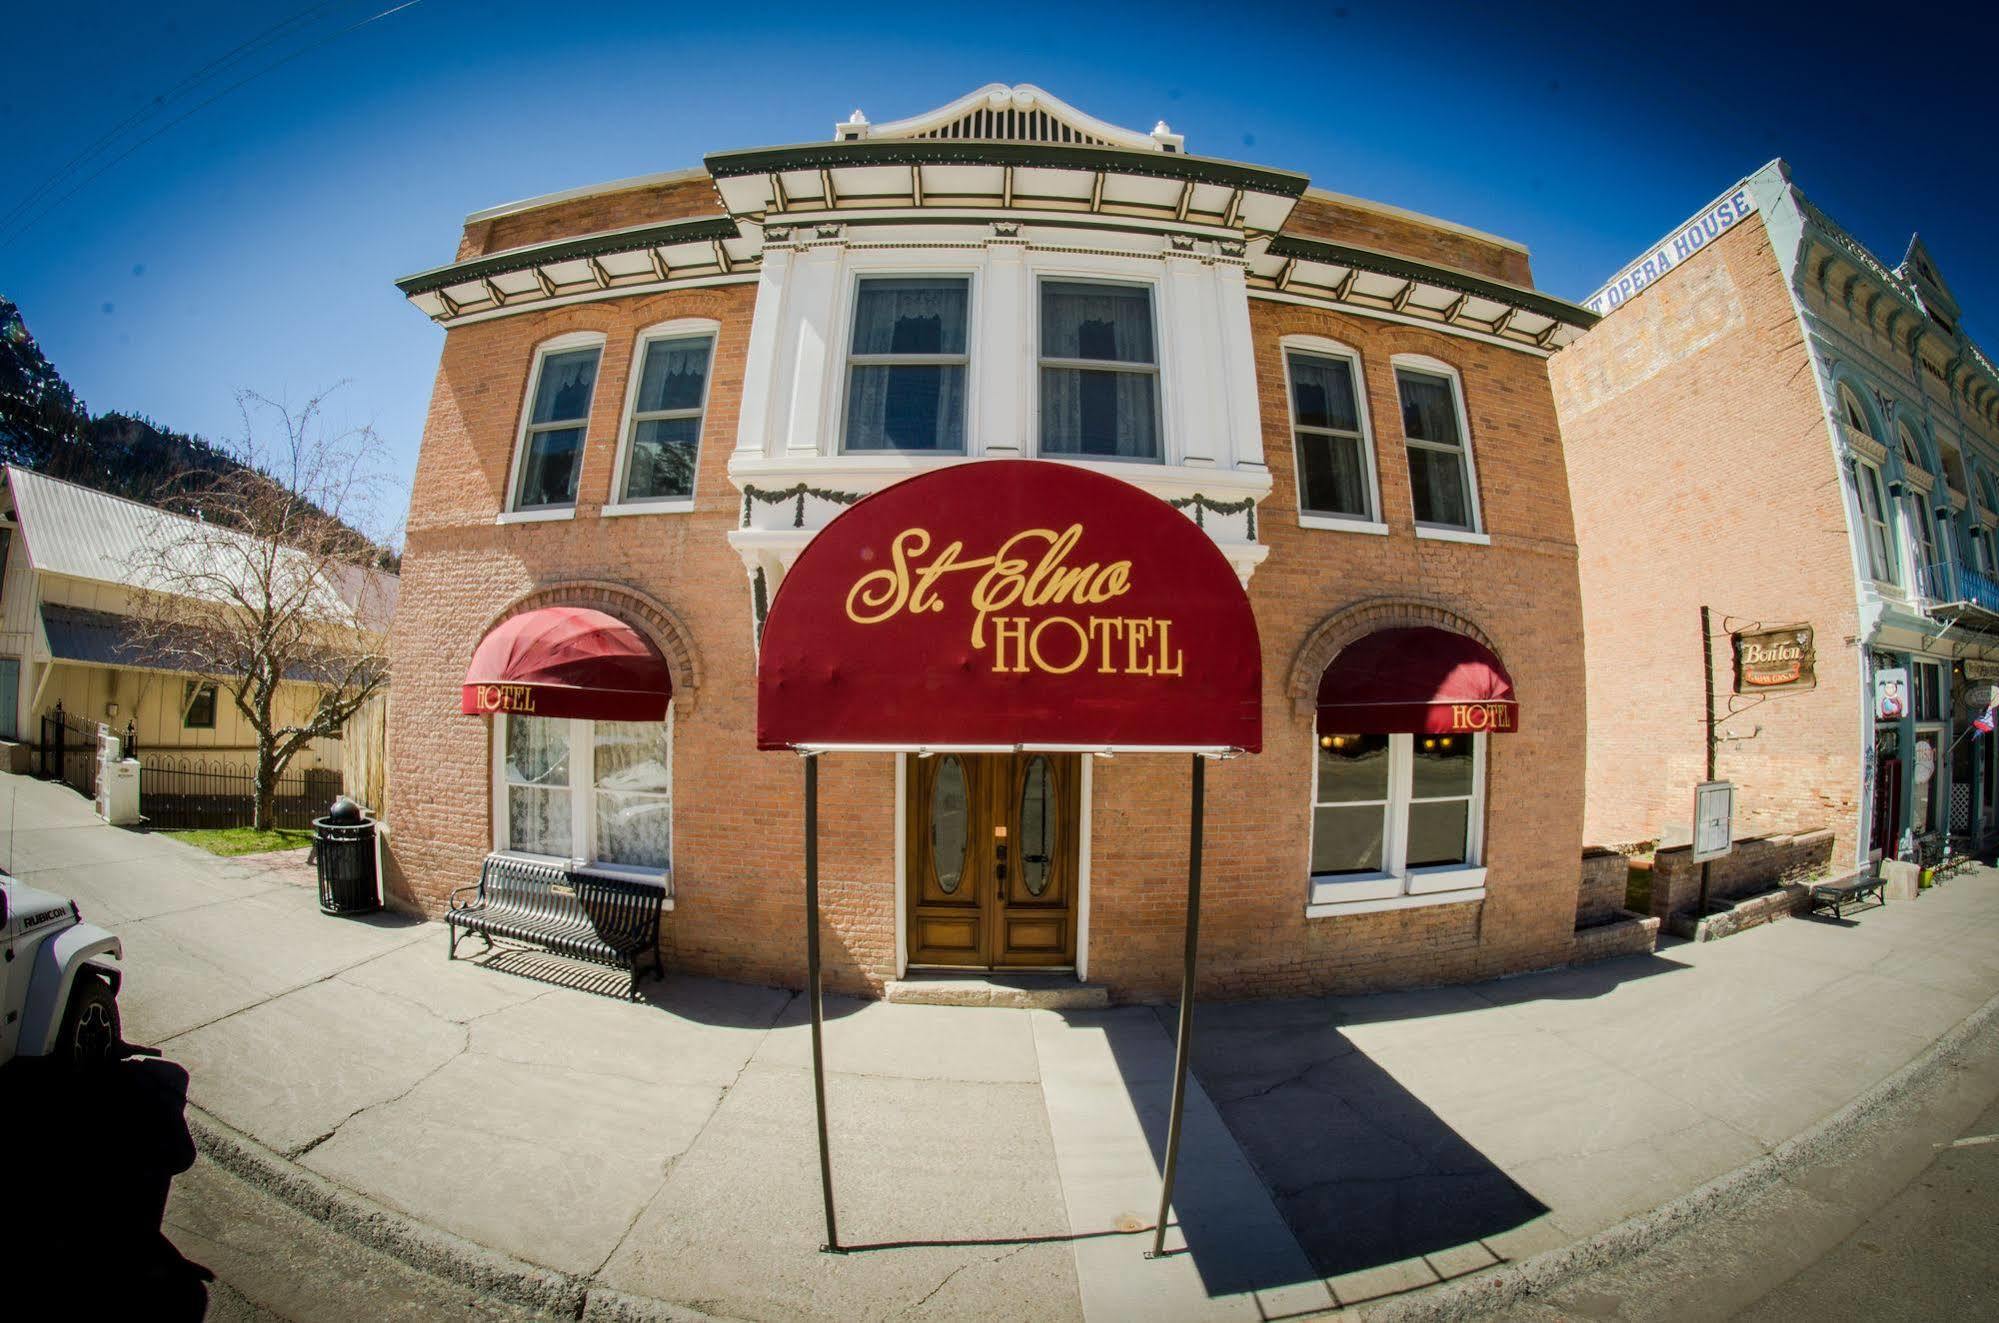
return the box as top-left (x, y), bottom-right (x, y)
top-left (804, 754), bottom-right (841, 1254)
top-left (1148, 752), bottom-right (1206, 1259)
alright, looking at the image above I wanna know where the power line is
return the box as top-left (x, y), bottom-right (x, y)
top-left (0, 0), bottom-right (424, 250)
top-left (0, 1), bottom-right (348, 235)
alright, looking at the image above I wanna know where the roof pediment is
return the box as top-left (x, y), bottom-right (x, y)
top-left (834, 83), bottom-right (1184, 153)
top-left (1899, 233), bottom-right (1962, 323)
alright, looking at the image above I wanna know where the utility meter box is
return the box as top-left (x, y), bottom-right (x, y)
top-left (98, 758), bottom-right (141, 826)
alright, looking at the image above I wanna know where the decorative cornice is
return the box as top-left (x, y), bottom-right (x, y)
top-left (705, 139), bottom-right (1308, 199)
top-left (1264, 234), bottom-right (1596, 331)
top-left (395, 216), bottom-right (741, 298)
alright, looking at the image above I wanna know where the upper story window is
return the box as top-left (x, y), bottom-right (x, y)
top-left (1839, 384), bottom-right (1875, 437)
top-left (1898, 421), bottom-right (1926, 474)
top-left (1039, 280), bottom-right (1160, 462)
top-left (617, 329), bottom-right (715, 504)
top-left (1854, 460), bottom-right (1899, 586)
top-left (1395, 362), bottom-right (1480, 532)
top-left (183, 681), bottom-right (218, 730)
top-left (844, 277), bottom-right (970, 452)
top-left (511, 339), bottom-right (603, 512)
top-left (1285, 348), bottom-right (1377, 524)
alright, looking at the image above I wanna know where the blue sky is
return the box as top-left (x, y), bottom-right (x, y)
top-left (5, 1), bottom-right (1993, 510)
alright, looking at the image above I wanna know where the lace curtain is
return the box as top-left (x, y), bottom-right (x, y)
top-left (1040, 282), bottom-right (1158, 459)
top-left (1397, 371), bottom-right (1459, 445)
top-left (505, 716), bottom-right (571, 857)
top-left (846, 279), bottom-right (968, 451)
top-left (594, 720), bottom-right (672, 869)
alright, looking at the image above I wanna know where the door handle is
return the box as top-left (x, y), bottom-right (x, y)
top-left (995, 842), bottom-right (1008, 890)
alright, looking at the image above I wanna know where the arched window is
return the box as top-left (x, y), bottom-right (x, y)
top-left (1838, 383), bottom-right (1875, 437)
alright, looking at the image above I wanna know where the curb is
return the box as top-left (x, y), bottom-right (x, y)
top-left (188, 1104), bottom-right (593, 1317)
top-left (1354, 987), bottom-right (1999, 1321)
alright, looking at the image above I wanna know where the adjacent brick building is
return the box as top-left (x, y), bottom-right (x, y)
top-left (386, 85), bottom-right (1600, 1000)
top-left (1553, 161), bottom-right (1999, 876)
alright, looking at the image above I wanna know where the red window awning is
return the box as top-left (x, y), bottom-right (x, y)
top-left (1316, 626), bottom-right (1518, 735)
top-left (461, 607), bottom-right (671, 722)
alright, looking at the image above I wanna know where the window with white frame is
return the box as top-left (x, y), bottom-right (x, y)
top-left (511, 341), bottom-right (603, 512)
top-left (1286, 349), bottom-right (1376, 522)
top-left (1039, 279), bottom-right (1161, 461)
top-left (844, 277), bottom-right (970, 452)
top-left (1311, 731), bottom-right (1484, 894)
top-left (1395, 364), bottom-right (1479, 531)
top-left (499, 713), bottom-right (672, 873)
top-left (617, 330), bottom-right (715, 503)
top-left (1854, 460), bottom-right (1899, 585)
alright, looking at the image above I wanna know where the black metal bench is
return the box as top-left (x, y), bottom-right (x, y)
top-left (1807, 870), bottom-right (1887, 921)
top-left (448, 853), bottom-right (665, 1000)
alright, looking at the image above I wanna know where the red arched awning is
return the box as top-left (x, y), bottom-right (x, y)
top-left (757, 460), bottom-right (1262, 752)
top-left (461, 607), bottom-right (671, 722)
top-left (1316, 626), bottom-right (1517, 735)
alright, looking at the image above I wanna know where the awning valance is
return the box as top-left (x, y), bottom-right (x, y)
top-left (461, 607), bottom-right (671, 722)
top-left (1316, 626), bottom-right (1517, 735)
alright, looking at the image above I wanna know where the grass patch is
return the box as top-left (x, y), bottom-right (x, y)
top-left (165, 826), bottom-right (314, 857)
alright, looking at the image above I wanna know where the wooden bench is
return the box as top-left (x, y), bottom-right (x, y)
top-left (448, 853), bottom-right (665, 1000)
top-left (1807, 870), bottom-right (1887, 921)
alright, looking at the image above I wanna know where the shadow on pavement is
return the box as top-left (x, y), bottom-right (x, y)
top-left (1115, 951), bottom-right (1690, 1298)
top-left (1, 1052), bottom-right (211, 1319)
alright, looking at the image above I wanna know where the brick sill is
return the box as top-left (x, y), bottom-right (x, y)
top-left (1304, 885), bottom-right (1485, 920)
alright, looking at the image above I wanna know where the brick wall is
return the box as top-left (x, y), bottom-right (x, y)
top-left (1577, 848), bottom-right (1628, 926)
top-left (389, 183), bottom-right (1589, 1002)
top-left (1550, 217), bottom-right (1865, 868)
top-left (1285, 194), bottom-right (1535, 287)
top-left (1649, 828), bottom-right (1835, 919)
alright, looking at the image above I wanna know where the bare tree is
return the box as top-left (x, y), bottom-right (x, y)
top-left (126, 386), bottom-right (397, 829)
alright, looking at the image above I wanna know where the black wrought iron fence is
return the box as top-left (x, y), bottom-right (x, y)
top-left (137, 756), bottom-right (344, 831)
top-left (34, 702), bottom-right (120, 800)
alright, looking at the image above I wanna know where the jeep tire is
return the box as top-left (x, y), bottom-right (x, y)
top-left (57, 972), bottom-right (120, 1069)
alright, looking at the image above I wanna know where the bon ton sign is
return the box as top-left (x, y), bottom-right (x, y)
top-left (755, 461), bottom-right (1262, 752)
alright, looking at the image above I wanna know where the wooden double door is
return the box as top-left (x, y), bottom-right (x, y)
top-left (908, 753), bottom-right (1080, 968)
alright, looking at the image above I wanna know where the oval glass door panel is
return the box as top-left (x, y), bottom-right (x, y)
top-left (931, 755), bottom-right (969, 894)
top-left (1019, 755), bottom-right (1053, 896)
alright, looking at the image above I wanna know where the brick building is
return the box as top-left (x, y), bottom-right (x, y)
top-left (385, 85), bottom-right (1601, 1001)
top-left (1552, 160), bottom-right (1999, 873)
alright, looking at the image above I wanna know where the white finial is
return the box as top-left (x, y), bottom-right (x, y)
top-left (1154, 120), bottom-right (1172, 136)
top-left (849, 109), bottom-right (868, 125)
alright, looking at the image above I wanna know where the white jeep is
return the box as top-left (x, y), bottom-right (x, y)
top-left (1, 872), bottom-right (123, 1068)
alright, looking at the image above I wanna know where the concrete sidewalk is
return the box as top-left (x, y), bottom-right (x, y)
top-left (10, 769), bottom-right (1999, 1321)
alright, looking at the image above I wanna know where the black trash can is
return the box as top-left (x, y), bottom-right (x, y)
top-left (315, 796), bottom-right (380, 916)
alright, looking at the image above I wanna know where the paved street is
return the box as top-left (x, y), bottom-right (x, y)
top-left (10, 769), bottom-right (1999, 1320)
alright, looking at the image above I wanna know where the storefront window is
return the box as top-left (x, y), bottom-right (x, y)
top-left (1913, 661), bottom-right (1943, 722)
top-left (1312, 734), bottom-right (1389, 875)
top-left (1039, 280), bottom-right (1160, 461)
top-left (504, 715), bottom-right (573, 857)
top-left (1312, 732), bottom-right (1484, 883)
top-left (844, 278), bottom-right (969, 452)
top-left (619, 332), bottom-right (714, 502)
top-left (499, 712), bottom-right (672, 872)
top-left (512, 343), bottom-right (602, 512)
top-left (1287, 350), bottom-right (1375, 522)
top-left (592, 721), bottom-right (673, 869)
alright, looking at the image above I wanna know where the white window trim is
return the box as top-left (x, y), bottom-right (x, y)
top-left (1035, 274), bottom-right (1167, 465)
top-left (838, 272), bottom-right (977, 456)
top-left (1415, 526), bottom-right (1493, 547)
top-left (1854, 459), bottom-right (1899, 587)
top-left (1391, 353), bottom-right (1484, 536)
top-left (501, 330), bottom-right (607, 517)
top-left (1306, 731), bottom-right (1487, 914)
top-left (1280, 335), bottom-right (1382, 527)
top-left (608, 318), bottom-right (720, 512)
top-left (490, 709), bottom-right (675, 899)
